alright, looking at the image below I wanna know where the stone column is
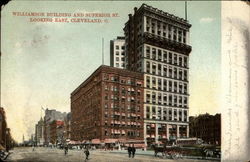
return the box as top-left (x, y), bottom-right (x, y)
top-left (171, 26), bottom-right (174, 40)
top-left (186, 125), bottom-right (189, 138)
top-left (177, 125), bottom-right (180, 138)
top-left (172, 108), bottom-right (174, 121)
top-left (177, 109), bottom-right (179, 121)
top-left (143, 16), bottom-right (147, 33)
top-left (166, 24), bottom-right (168, 37)
top-left (160, 22), bottom-right (163, 37)
top-left (176, 28), bottom-right (179, 42)
top-left (186, 31), bottom-right (190, 44)
top-left (155, 123), bottom-right (159, 144)
top-left (144, 123), bottom-right (147, 150)
top-left (182, 109), bottom-right (184, 122)
top-left (161, 108), bottom-right (164, 121)
top-left (166, 124), bottom-right (170, 140)
top-left (150, 106), bottom-right (152, 119)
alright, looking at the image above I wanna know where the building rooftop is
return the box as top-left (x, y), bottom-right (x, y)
top-left (71, 65), bottom-right (143, 96)
top-left (125, 3), bottom-right (191, 28)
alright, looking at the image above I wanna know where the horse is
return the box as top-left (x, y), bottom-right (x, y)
top-left (152, 145), bottom-right (166, 157)
top-left (201, 147), bottom-right (216, 159)
top-left (152, 145), bottom-right (184, 159)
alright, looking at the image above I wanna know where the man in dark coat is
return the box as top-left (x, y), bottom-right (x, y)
top-left (84, 148), bottom-right (90, 160)
top-left (131, 144), bottom-right (136, 158)
top-left (128, 145), bottom-right (132, 158)
top-left (64, 145), bottom-right (68, 155)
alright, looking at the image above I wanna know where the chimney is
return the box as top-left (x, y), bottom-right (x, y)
top-left (134, 7), bottom-right (137, 13)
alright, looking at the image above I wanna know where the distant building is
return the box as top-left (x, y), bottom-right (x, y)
top-left (64, 112), bottom-right (71, 141)
top-left (110, 36), bottom-right (125, 69)
top-left (43, 108), bottom-right (67, 145)
top-left (49, 120), bottom-right (64, 145)
top-left (123, 4), bottom-right (191, 145)
top-left (189, 113), bottom-right (221, 145)
top-left (71, 65), bottom-right (144, 144)
top-left (35, 118), bottom-right (44, 146)
top-left (0, 107), bottom-right (7, 147)
top-left (0, 107), bottom-right (14, 151)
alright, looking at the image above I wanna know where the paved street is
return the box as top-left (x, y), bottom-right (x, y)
top-left (7, 147), bottom-right (219, 162)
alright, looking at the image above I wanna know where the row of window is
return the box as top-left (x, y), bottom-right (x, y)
top-left (146, 106), bottom-right (187, 120)
top-left (104, 113), bottom-right (141, 120)
top-left (146, 76), bottom-right (188, 93)
top-left (146, 123), bottom-right (187, 130)
top-left (104, 86), bottom-right (141, 95)
top-left (145, 17), bottom-right (187, 43)
top-left (103, 75), bottom-right (142, 87)
top-left (145, 92), bottom-right (188, 107)
top-left (115, 45), bottom-right (125, 50)
top-left (115, 63), bottom-right (125, 68)
top-left (115, 51), bottom-right (125, 56)
top-left (104, 95), bottom-right (141, 105)
top-left (145, 45), bottom-right (188, 67)
top-left (104, 120), bottom-right (141, 125)
top-left (104, 102), bottom-right (141, 112)
top-left (146, 62), bottom-right (188, 81)
top-left (115, 57), bottom-right (125, 62)
top-left (104, 130), bottom-right (140, 137)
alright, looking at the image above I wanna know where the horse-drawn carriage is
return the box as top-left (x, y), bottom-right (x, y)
top-left (152, 145), bottom-right (186, 159)
top-left (152, 144), bottom-right (221, 159)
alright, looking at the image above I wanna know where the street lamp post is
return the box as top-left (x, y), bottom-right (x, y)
top-left (5, 130), bottom-right (9, 152)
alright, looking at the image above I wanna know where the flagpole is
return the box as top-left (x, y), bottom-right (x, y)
top-left (102, 38), bottom-right (104, 65)
top-left (185, 1), bottom-right (187, 20)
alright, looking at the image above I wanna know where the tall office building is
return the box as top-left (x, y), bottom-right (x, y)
top-left (110, 37), bottom-right (126, 69)
top-left (124, 4), bottom-right (192, 145)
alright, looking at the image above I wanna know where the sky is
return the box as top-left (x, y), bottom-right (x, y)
top-left (1, 1), bottom-right (221, 142)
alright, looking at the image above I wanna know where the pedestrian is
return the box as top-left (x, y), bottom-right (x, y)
top-left (131, 144), bottom-right (136, 158)
top-left (64, 145), bottom-right (68, 155)
top-left (84, 148), bottom-right (90, 160)
top-left (32, 145), bottom-right (35, 151)
top-left (127, 145), bottom-right (132, 158)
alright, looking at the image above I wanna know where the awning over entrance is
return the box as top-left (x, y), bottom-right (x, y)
top-left (91, 139), bottom-right (101, 144)
top-left (104, 138), bottom-right (117, 143)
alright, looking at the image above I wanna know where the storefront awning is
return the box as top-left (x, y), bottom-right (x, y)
top-left (104, 138), bottom-right (118, 143)
top-left (91, 139), bottom-right (101, 144)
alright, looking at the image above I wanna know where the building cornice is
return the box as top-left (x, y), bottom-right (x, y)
top-left (137, 4), bottom-right (191, 29)
top-left (142, 32), bottom-right (192, 56)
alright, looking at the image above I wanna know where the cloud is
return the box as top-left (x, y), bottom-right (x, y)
top-left (200, 17), bottom-right (214, 23)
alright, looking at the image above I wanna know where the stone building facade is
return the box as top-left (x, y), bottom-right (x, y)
top-left (0, 107), bottom-right (13, 151)
top-left (49, 120), bottom-right (64, 145)
top-left (35, 118), bottom-right (44, 146)
top-left (189, 113), bottom-right (221, 145)
top-left (123, 4), bottom-right (192, 145)
top-left (0, 107), bottom-right (7, 148)
top-left (43, 108), bottom-right (67, 145)
top-left (71, 65), bottom-right (144, 143)
top-left (64, 112), bottom-right (71, 141)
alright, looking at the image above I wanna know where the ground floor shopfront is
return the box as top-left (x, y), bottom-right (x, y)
top-left (143, 121), bottom-right (189, 146)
